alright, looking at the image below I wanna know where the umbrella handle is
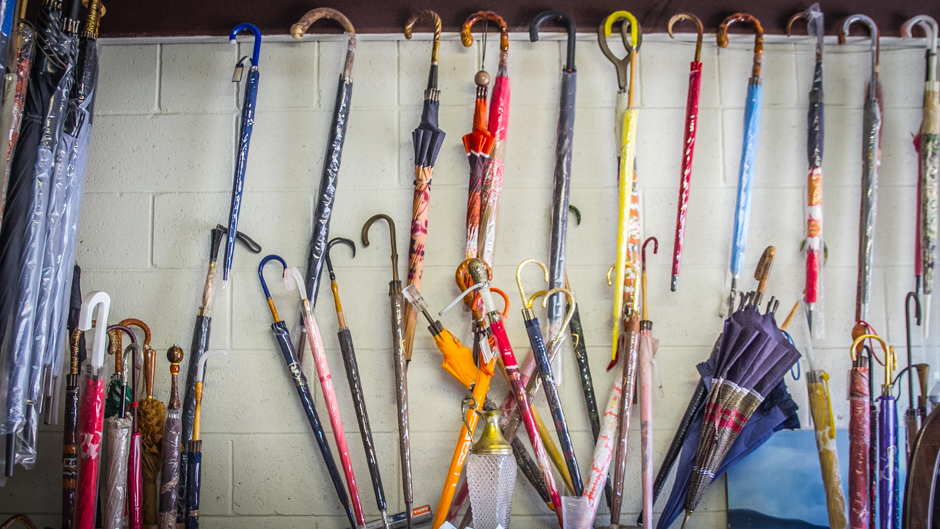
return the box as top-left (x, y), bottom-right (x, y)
top-left (79, 291), bottom-right (112, 369)
top-left (838, 15), bottom-right (879, 90)
top-left (717, 13), bottom-right (764, 79)
top-left (529, 10), bottom-right (576, 70)
top-left (258, 254), bottom-right (288, 321)
top-left (516, 259), bottom-right (550, 311)
top-left (902, 16), bottom-right (939, 83)
top-left (668, 13), bottom-right (704, 62)
top-left (290, 8), bottom-right (356, 79)
top-left (530, 288), bottom-right (576, 349)
top-left (229, 23), bottom-right (262, 66)
top-left (461, 11), bottom-right (508, 52)
top-left (362, 214), bottom-right (400, 283)
top-left (404, 10), bottom-right (441, 64)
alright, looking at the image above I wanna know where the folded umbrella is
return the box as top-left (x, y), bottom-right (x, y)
top-left (638, 239), bottom-right (659, 528)
top-left (61, 327), bottom-right (81, 529)
top-left (258, 255), bottom-right (356, 528)
top-left (402, 10), bottom-right (445, 363)
top-left (184, 349), bottom-right (226, 529)
top-left (159, 346), bottom-right (184, 529)
top-left (579, 377), bottom-right (623, 528)
top-left (667, 14), bottom-right (703, 292)
top-left (102, 328), bottom-right (136, 529)
top-left (0, 0), bottom-right (33, 229)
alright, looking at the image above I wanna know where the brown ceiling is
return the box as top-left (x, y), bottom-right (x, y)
top-left (46, 0), bottom-right (940, 38)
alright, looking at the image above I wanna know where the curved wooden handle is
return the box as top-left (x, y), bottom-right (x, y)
top-left (291, 7), bottom-right (355, 39)
top-left (404, 10), bottom-right (442, 62)
top-left (462, 11), bottom-right (508, 51)
top-left (119, 318), bottom-right (151, 346)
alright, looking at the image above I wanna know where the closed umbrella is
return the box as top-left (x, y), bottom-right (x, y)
top-left (402, 10), bottom-right (445, 363)
top-left (718, 13), bottom-right (764, 317)
top-left (849, 324), bottom-right (873, 529)
top-left (184, 349), bottom-right (227, 529)
top-left (362, 214), bottom-right (414, 529)
top-left (904, 292), bottom-right (922, 460)
top-left (258, 255), bottom-right (357, 528)
top-left (74, 291), bottom-right (111, 529)
top-left (838, 15), bottom-right (881, 323)
top-left (61, 328), bottom-right (81, 529)
top-left (0, 0), bottom-right (33, 231)
top-left (903, 392), bottom-right (940, 528)
top-left (221, 23), bottom-right (262, 287)
top-left (863, 334), bottom-right (899, 529)
top-left (638, 238), bottom-right (659, 528)
top-left (903, 15), bottom-right (939, 337)
top-left (158, 345), bottom-right (184, 529)
top-left (788, 4), bottom-right (826, 337)
top-left (579, 377), bottom-right (623, 528)
top-left (667, 14), bottom-right (703, 292)
top-left (102, 343), bottom-right (132, 529)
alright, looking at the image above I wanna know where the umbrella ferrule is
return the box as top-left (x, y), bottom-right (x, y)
top-left (640, 320), bottom-right (652, 331)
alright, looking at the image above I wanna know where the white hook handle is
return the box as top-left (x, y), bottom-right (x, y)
top-left (78, 291), bottom-right (111, 370)
top-left (197, 350), bottom-right (229, 384)
top-left (283, 266), bottom-right (308, 301)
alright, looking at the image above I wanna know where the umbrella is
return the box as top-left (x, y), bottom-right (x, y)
top-left (323, 238), bottom-right (392, 529)
top-left (848, 324), bottom-right (874, 529)
top-left (283, 264), bottom-right (365, 525)
top-left (788, 4), bottom-right (826, 337)
top-left (903, 16), bottom-right (939, 337)
top-left (184, 349), bottom-right (226, 529)
top-left (291, 8), bottom-right (355, 317)
top-left (838, 15), bottom-right (881, 323)
top-left (179, 226), bottom-right (258, 519)
top-left (61, 327), bottom-right (81, 529)
top-left (638, 238), bottom-right (659, 528)
top-left (600, 10), bottom-right (642, 365)
top-left (679, 295), bottom-right (802, 527)
top-left (221, 23), bottom-right (262, 287)
top-left (159, 345), bottom-right (184, 529)
top-left (718, 13), bottom-right (764, 317)
top-left (74, 291), bottom-right (111, 529)
top-left (529, 10), bottom-right (576, 340)
top-left (903, 395), bottom-right (940, 528)
top-left (402, 10), bottom-right (445, 363)
top-left (361, 214), bottom-right (415, 529)
top-left (516, 259), bottom-right (582, 495)
top-left (102, 346), bottom-right (134, 529)
top-left (0, 1), bottom-right (33, 226)
top-left (0, 0), bottom-right (79, 475)
top-left (461, 12), bottom-right (509, 266)
top-left (129, 343), bottom-right (145, 529)
top-left (579, 376), bottom-right (623, 528)
top-left (461, 28), bottom-right (494, 264)
top-left (104, 326), bottom-right (135, 421)
top-left (608, 261), bottom-right (640, 527)
top-left (904, 292), bottom-right (922, 459)
top-left (667, 14), bottom-right (703, 292)
top-left (867, 335), bottom-right (899, 529)
top-left (258, 255), bottom-right (357, 527)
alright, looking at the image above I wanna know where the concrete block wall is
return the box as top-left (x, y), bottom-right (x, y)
top-left (0, 32), bottom-right (936, 528)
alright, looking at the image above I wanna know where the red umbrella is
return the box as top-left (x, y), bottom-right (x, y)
top-left (74, 291), bottom-right (111, 529)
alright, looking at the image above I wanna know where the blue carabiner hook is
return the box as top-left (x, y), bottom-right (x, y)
top-left (230, 23), bottom-right (262, 66)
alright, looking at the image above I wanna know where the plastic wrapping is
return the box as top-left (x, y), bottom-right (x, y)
top-left (610, 108), bottom-right (639, 361)
top-left (920, 86), bottom-right (939, 308)
top-left (806, 371), bottom-right (848, 529)
top-left (0, 22), bottom-right (34, 226)
top-left (609, 316), bottom-right (639, 526)
top-left (671, 61), bottom-right (701, 291)
top-left (129, 430), bottom-right (143, 529)
top-left (179, 313), bottom-right (210, 518)
top-left (62, 374), bottom-right (79, 529)
top-left (638, 331), bottom-right (658, 527)
top-left (75, 363), bottom-right (106, 529)
top-left (729, 83), bottom-right (763, 281)
top-left (158, 408), bottom-right (181, 529)
top-left (581, 378), bottom-right (622, 528)
top-left (803, 6), bottom-right (826, 338)
top-left (103, 416), bottom-right (131, 529)
top-left (301, 307), bottom-right (364, 524)
top-left (855, 85), bottom-right (882, 322)
top-left (270, 321), bottom-right (355, 526)
top-left (547, 70), bottom-right (575, 332)
top-left (185, 441), bottom-right (201, 529)
top-left (462, 86), bottom-right (490, 261)
top-left (848, 365), bottom-right (871, 529)
top-left (903, 401), bottom-right (940, 528)
top-left (877, 395), bottom-right (898, 529)
top-left (477, 62), bottom-right (509, 267)
top-left (222, 65), bottom-right (259, 284)
top-left (466, 452), bottom-right (515, 529)
top-left (524, 318), bottom-right (581, 494)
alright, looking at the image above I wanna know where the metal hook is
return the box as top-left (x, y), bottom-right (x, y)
top-left (516, 258), bottom-right (550, 310)
top-left (642, 237), bottom-right (659, 272)
top-left (718, 13), bottom-right (764, 80)
top-left (902, 15), bottom-right (938, 82)
top-left (258, 254), bottom-right (288, 321)
top-left (530, 10), bottom-right (576, 71)
top-left (839, 14), bottom-right (880, 97)
top-left (230, 23), bottom-right (262, 67)
top-left (325, 237), bottom-right (356, 282)
top-left (404, 10), bottom-right (442, 63)
top-left (598, 11), bottom-right (642, 91)
top-left (462, 11), bottom-right (508, 51)
top-left (668, 13), bottom-right (704, 62)
top-left (362, 214), bottom-right (399, 283)
top-left (78, 291), bottom-right (112, 369)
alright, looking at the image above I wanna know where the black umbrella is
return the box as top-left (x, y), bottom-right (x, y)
top-left (258, 254), bottom-right (357, 527)
top-left (291, 8), bottom-right (356, 358)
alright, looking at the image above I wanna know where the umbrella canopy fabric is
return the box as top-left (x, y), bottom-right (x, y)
top-left (580, 378), bottom-right (623, 528)
top-left (903, 399), bottom-right (940, 528)
top-left (0, 12), bottom-right (34, 230)
top-left (159, 346), bottom-right (184, 529)
top-left (103, 416), bottom-right (131, 529)
top-left (402, 11), bottom-right (445, 362)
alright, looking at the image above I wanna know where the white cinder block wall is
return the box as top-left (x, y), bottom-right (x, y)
top-left (0, 32), bottom-right (936, 528)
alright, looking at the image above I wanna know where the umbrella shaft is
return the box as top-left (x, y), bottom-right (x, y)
top-left (878, 396), bottom-right (898, 529)
top-left (389, 292), bottom-right (413, 513)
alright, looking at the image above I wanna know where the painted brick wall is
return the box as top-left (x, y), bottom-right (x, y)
top-left (0, 32), bottom-right (935, 528)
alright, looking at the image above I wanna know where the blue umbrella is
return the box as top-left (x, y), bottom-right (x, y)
top-left (718, 14), bottom-right (764, 316)
top-left (222, 23), bottom-right (261, 287)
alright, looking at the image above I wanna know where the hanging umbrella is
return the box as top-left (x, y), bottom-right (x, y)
top-left (903, 16), bottom-right (939, 337)
top-left (717, 13), bottom-right (764, 317)
top-left (578, 376), bottom-right (623, 528)
top-left (179, 226), bottom-right (258, 519)
top-left (257, 255), bottom-right (357, 528)
top-left (667, 14), bottom-right (703, 292)
top-left (402, 10), bottom-right (445, 363)
top-left (0, 0), bottom-right (80, 475)
top-left (638, 238), bottom-right (659, 528)
top-left (679, 298), bottom-right (802, 527)
top-left (61, 327), bottom-right (81, 529)
top-left (291, 8), bottom-right (355, 317)
top-left (787, 4), bottom-right (826, 337)
top-left (74, 291), bottom-right (111, 529)
top-left (184, 349), bottom-right (226, 529)
top-left (322, 238), bottom-right (392, 529)
top-left (904, 292), bottom-right (922, 459)
top-left (529, 10), bottom-right (576, 340)
top-left (462, 12), bottom-right (508, 266)
top-left (221, 23), bottom-right (262, 287)
top-left (600, 10), bottom-right (641, 365)
top-left (516, 259), bottom-right (582, 495)
top-left (838, 15), bottom-right (881, 323)
top-left (283, 264), bottom-right (365, 525)
top-left (0, 0), bottom-right (33, 227)
top-left (159, 345), bottom-right (184, 529)
top-left (361, 214), bottom-right (416, 529)
top-left (608, 261), bottom-right (640, 527)
top-left (461, 32), bottom-right (494, 263)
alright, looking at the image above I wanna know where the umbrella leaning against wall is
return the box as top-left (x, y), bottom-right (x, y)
top-left (159, 346), bottom-right (184, 529)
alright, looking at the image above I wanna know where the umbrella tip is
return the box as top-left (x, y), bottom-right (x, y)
top-left (680, 511), bottom-right (693, 529)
